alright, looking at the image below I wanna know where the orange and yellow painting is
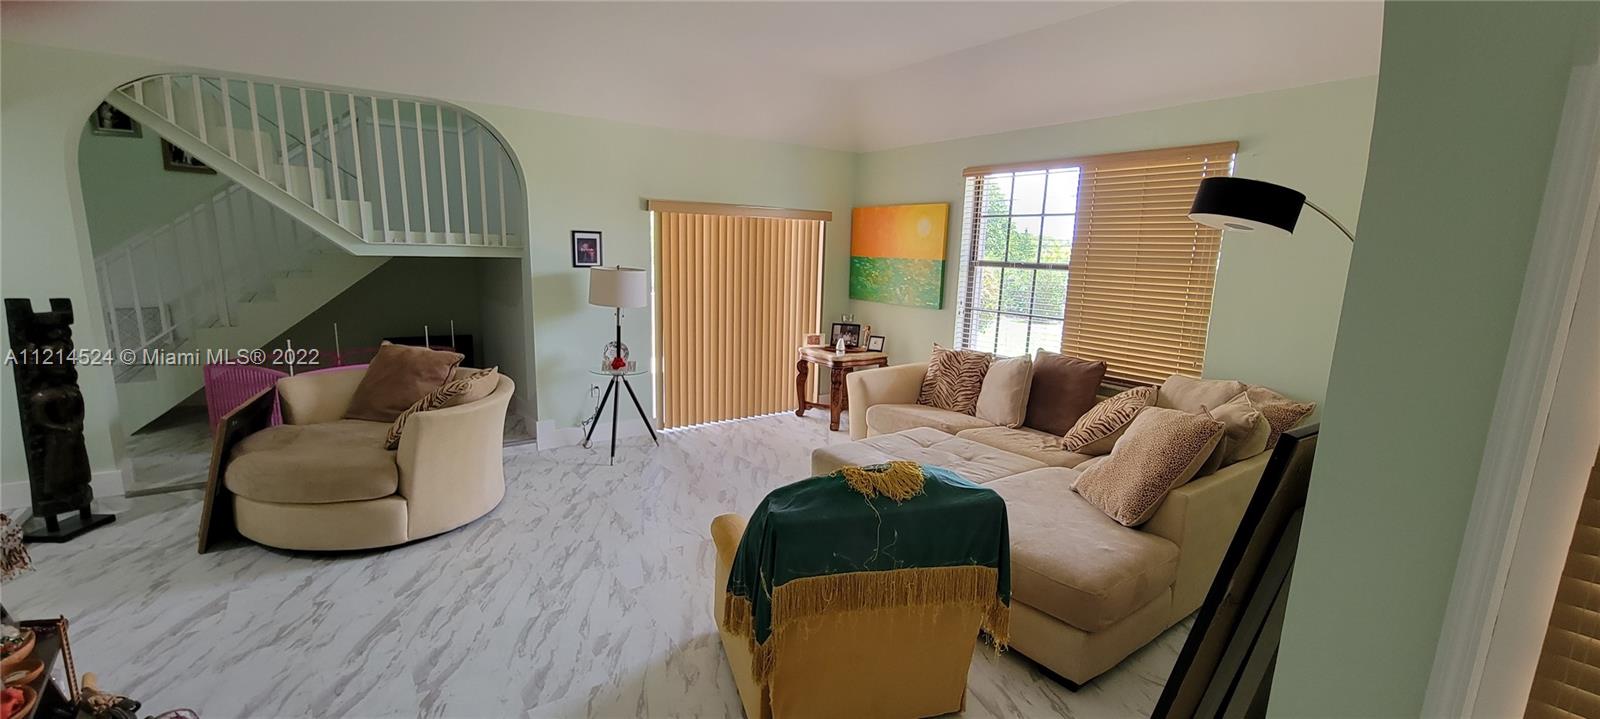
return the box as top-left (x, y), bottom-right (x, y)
top-left (850, 203), bottom-right (949, 309)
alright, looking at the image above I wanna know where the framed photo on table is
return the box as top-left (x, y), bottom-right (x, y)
top-left (829, 322), bottom-right (861, 349)
top-left (572, 231), bottom-right (603, 267)
top-left (867, 335), bottom-right (886, 352)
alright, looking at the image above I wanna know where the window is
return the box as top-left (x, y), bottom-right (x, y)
top-left (955, 142), bottom-right (1237, 385)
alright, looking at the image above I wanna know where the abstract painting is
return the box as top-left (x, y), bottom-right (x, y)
top-left (849, 203), bottom-right (948, 309)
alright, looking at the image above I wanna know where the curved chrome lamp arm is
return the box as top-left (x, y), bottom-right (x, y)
top-left (1305, 199), bottom-right (1356, 243)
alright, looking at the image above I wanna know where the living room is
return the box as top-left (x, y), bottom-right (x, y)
top-left (1, 2), bottom-right (1597, 718)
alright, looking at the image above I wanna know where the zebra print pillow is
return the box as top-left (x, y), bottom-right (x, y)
top-left (385, 366), bottom-right (499, 449)
top-left (1060, 385), bottom-right (1158, 455)
top-left (916, 345), bottom-right (993, 415)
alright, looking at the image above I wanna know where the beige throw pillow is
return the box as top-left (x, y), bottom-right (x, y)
top-left (975, 355), bottom-right (1032, 427)
top-left (1233, 386), bottom-right (1316, 449)
top-left (1206, 396), bottom-right (1271, 465)
top-left (385, 366), bottom-right (499, 449)
top-left (1060, 385), bottom-right (1157, 455)
top-left (1073, 407), bottom-right (1224, 527)
top-left (1156, 374), bottom-right (1248, 414)
top-left (917, 344), bottom-right (993, 415)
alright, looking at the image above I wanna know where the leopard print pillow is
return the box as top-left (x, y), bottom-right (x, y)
top-left (1072, 407), bottom-right (1224, 527)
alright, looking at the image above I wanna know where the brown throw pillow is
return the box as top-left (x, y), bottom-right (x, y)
top-left (917, 344), bottom-right (992, 415)
top-left (1155, 374), bottom-right (1248, 413)
top-left (442, 366), bottom-right (501, 408)
top-left (1060, 385), bottom-right (1156, 455)
top-left (346, 342), bottom-right (464, 422)
top-left (385, 366), bottom-right (498, 449)
top-left (1072, 407), bottom-right (1224, 527)
top-left (1233, 386), bottom-right (1316, 449)
top-left (974, 355), bottom-right (1032, 427)
top-left (1024, 350), bottom-right (1107, 435)
top-left (1204, 396), bottom-right (1271, 465)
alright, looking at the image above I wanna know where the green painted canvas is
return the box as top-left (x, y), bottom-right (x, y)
top-left (850, 204), bottom-right (948, 309)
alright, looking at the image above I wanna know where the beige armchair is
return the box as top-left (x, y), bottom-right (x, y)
top-left (710, 513), bottom-right (987, 719)
top-left (224, 366), bottom-right (513, 551)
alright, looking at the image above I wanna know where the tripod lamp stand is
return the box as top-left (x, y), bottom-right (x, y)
top-left (582, 266), bottom-right (658, 464)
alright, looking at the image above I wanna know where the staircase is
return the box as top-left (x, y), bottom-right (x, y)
top-left (93, 74), bottom-right (528, 430)
top-left (104, 73), bottom-right (524, 257)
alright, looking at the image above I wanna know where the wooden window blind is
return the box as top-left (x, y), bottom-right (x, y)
top-left (1527, 446), bottom-right (1600, 718)
top-left (956, 141), bottom-right (1236, 385)
top-left (654, 204), bottom-right (826, 429)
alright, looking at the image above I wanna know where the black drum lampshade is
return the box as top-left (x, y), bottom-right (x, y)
top-left (1188, 177), bottom-right (1308, 239)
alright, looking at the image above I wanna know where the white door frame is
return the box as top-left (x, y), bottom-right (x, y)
top-left (1422, 61), bottom-right (1600, 717)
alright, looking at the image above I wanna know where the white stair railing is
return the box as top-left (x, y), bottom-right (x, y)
top-left (94, 183), bottom-right (328, 381)
top-left (108, 73), bottom-right (524, 249)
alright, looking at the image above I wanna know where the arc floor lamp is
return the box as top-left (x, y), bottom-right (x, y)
top-left (1189, 176), bottom-right (1356, 242)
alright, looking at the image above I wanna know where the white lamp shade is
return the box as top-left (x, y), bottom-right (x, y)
top-left (588, 266), bottom-right (648, 309)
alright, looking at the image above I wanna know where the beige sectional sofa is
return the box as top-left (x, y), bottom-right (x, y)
top-left (819, 361), bottom-right (1270, 686)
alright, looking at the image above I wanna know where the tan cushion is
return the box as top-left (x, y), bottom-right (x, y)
top-left (226, 420), bottom-right (399, 504)
top-left (974, 355), bottom-right (1031, 427)
top-left (1233, 386), bottom-right (1316, 449)
top-left (1207, 395), bottom-right (1271, 464)
top-left (444, 366), bottom-right (501, 407)
top-left (956, 426), bottom-right (1093, 468)
top-left (386, 366), bottom-right (500, 449)
top-left (811, 428), bottom-right (1047, 485)
top-left (1155, 375), bottom-right (1247, 414)
top-left (987, 468), bottom-right (1180, 631)
top-left (1060, 386), bottom-right (1157, 455)
top-left (1073, 407), bottom-right (1224, 527)
top-left (917, 344), bottom-right (992, 415)
top-left (345, 341), bottom-right (464, 422)
top-left (1024, 351), bottom-right (1107, 436)
top-left (865, 403), bottom-right (994, 436)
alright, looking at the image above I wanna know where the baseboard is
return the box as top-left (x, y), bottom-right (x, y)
top-left (536, 417), bottom-right (657, 451)
top-left (0, 467), bottom-right (125, 513)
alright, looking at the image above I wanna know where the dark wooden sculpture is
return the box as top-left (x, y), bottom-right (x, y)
top-left (4, 298), bottom-right (114, 542)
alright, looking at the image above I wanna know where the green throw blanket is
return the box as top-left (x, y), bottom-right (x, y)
top-left (721, 461), bottom-right (1011, 683)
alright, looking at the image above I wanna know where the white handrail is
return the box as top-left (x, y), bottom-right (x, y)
top-left (116, 72), bottom-right (523, 247)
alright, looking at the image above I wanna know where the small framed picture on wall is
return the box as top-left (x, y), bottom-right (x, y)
top-left (161, 139), bottom-right (215, 174)
top-left (571, 230), bottom-right (603, 267)
top-left (867, 335), bottom-right (886, 352)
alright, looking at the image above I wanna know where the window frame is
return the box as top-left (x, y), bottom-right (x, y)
top-left (954, 142), bottom-right (1238, 385)
top-left (955, 168), bottom-right (1077, 358)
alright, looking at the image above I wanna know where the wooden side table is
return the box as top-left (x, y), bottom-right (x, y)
top-left (795, 346), bottom-right (889, 431)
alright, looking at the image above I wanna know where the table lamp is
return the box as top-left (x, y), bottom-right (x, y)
top-left (1188, 176), bottom-right (1356, 242)
top-left (588, 266), bottom-right (648, 371)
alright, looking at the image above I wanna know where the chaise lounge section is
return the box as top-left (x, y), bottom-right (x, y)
top-left (820, 360), bottom-right (1276, 686)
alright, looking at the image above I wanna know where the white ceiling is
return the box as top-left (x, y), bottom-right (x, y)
top-left (1, 1), bottom-right (1382, 151)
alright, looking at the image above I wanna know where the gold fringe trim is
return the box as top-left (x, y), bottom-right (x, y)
top-left (720, 565), bottom-right (1009, 685)
top-left (840, 461), bottom-right (926, 502)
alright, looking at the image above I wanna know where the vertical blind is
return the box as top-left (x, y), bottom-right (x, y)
top-left (957, 142), bottom-right (1236, 385)
top-left (654, 203), bottom-right (826, 429)
top-left (1527, 446), bottom-right (1600, 718)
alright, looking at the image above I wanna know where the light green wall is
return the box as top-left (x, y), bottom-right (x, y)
top-left (77, 121), bottom-right (233, 254)
top-left (1270, 3), bottom-right (1600, 716)
top-left (852, 77), bottom-right (1378, 405)
top-left (463, 103), bottom-right (856, 427)
top-left (1, 42), bottom-right (170, 493)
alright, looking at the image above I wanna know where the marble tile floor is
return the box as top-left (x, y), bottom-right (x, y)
top-left (7, 413), bottom-right (1185, 718)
